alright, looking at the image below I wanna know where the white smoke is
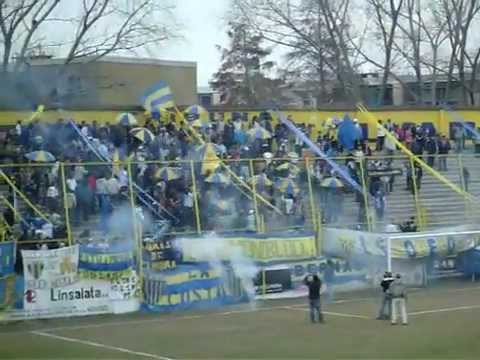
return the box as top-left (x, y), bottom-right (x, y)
top-left (105, 205), bottom-right (152, 247)
top-left (176, 233), bottom-right (258, 300)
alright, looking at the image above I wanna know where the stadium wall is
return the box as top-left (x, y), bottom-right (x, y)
top-left (1, 108), bottom-right (479, 139)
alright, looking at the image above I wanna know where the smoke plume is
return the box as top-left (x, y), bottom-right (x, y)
top-left (176, 233), bottom-right (258, 300)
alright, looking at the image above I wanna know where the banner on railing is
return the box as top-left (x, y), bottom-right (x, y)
top-left (143, 239), bottom-right (177, 271)
top-left (0, 242), bottom-right (16, 312)
top-left (288, 257), bottom-right (367, 284)
top-left (323, 227), bottom-right (478, 259)
top-left (79, 244), bottom-right (135, 280)
top-left (180, 233), bottom-right (317, 263)
top-left (22, 245), bottom-right (79, 291)
top-left (19, 245), bottom-right (140, 319)
top-left (143, 263), bottom-right (248, 312)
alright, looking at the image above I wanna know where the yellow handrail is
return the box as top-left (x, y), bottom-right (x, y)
top-left (305, 158), bottom-right (318, 232)
top-left (189, 160), bottom-right (202, 234)
top-left (127, 161), bottom-right (144, 300)
top-left (358, 159), bottom-right (372, 231)
top-left (0, 170), bottom-right (50, 223)
top-left (59, 163), bottom-right (73, 246)
top-left (409, 157), bottom-right (423, 231)
top-left (249, 159), bottom-right (261, 232)
top-left (0, 195), bottom-right (23, 223)
top-left (357, 103), bottom-right (476, 203)
top-left (173, 107), bottom-right (283, 215)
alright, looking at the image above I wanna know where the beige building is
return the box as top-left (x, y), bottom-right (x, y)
top-left (26, 56), bottom-right (197, 109)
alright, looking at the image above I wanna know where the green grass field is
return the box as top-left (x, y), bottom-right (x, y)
top-left (2, 279), bottom-right (480, 359)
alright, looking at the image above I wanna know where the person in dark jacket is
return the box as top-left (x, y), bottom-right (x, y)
top-left (304, 274), bottom-right (324, 323)
top-left (437, 135), bottom-right (451, 171)
top-left (414, 163), bottom-right (423, 192)
top-left (462, 167), bottom-right (470, 192)
top-left (425, 136), bottom-right (437, 167)
top-left (377, 271), bottom-right (394, 320)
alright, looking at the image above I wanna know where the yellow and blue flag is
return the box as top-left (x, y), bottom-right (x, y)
top-left (141, 80), bottom-right (175, 113)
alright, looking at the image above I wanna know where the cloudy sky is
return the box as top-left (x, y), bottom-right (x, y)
top-left (158, 0), bottom-right (230, 87)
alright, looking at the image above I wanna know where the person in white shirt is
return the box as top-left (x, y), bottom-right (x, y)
top-left (385, 221), bottom-right (400, 233)
top-left (183, 189), bottom-right (193, 209)
top-left (283, 195), bottom-right (294, 215)
top-left (182, 188), bottom-right (194, 227)
top-left (50, 161), bottom-right (60, 184)
top-left (81, 122), bottom-right (89, 137)
top-left (15, 120), bottom-right (22, 137)
top-left (118, 168), bottom-right (128, 190)
top-left (66, 176), bottom-right (77, 192)
top-left (106, 175), bottom-right (120, 204)
top-left (46, 185), bottom-right (59, 212)
top-left (377, 120), bottom-right (386, 151)
top-left (245, 209), bottom-right (256, 232)
top-left (98, 142), bottom-right (109, 160)
top-left (74, 164), bottom-right (88, 182)
top-left (384, 130), bottom-right (398, 159)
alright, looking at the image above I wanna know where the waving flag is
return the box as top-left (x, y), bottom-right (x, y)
top-left (337, 114), bottom-right (361, 151)
top-left (205, 172), bottom-right (231, 185)
top-left (196, 143), bottom-right (221, 175)
top-left (155, 167), bottom-right (182, 181)
top-left (142, 81), bottom-right (175, 113)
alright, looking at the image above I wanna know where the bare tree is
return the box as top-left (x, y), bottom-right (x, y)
top-left (14, 0), bottom-right (60, 72)
top-left (63, 0), bottom-right (177, 64)
top-left (317, 0), bottom-right (362, 101)
top-left (362, 0), bottom-right (404, 105)
top-left (229, 0), bottom-right (480, 107)
top-left (0, 0), bottom-right (60, 72)
top-left (232, 0), bottom-right (362, 104)
top-left (394, 0), bottom-right (449, 105)
top-left (441, 0), bottom-right (480, 104)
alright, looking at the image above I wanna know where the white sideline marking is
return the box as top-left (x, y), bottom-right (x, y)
top-left (35, 305), bottom-right (290, 332)
top-left (31, 331), bottom-right (173, 360)
top-left (409, 304), bottom-right (480, 316)
top-left (285, 306), bottom-right (369, 319)
top-left (324, 311), bottom-right (369, 319)
top-left (10, 285), bottom-right (480, 334)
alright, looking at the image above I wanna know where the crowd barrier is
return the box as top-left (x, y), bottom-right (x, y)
top-left (2, 153), bottom-right (480, 246)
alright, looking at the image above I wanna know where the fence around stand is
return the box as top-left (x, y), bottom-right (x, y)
top-left (1, 154), bottom-right (480, 247)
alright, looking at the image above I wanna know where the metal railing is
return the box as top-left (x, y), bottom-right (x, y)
top-left (1, 153), bottom-right (480, 245)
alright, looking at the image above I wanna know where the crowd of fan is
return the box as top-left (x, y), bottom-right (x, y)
top-left (0, 111), bottom-right (474, 244)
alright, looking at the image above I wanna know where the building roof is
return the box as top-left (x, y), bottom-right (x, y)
top-left (27, 55), bottom-right (196, 68)
top-left (198, 86), bottom-right (214, 94)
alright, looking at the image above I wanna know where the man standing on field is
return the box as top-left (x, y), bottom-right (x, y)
top-left (377, 271), bottom-right (394, 320)
top-left (389, 274), bottom-right (408, 325)
top-left (304, 274), bottom-right (324, 323)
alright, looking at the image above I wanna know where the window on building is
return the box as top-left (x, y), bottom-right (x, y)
top-left (199, 94), bottom-right (212, 107)
top-left (302, 98), bottom-right (312, 107)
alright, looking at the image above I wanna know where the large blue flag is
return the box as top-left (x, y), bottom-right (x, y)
top-left (338, 114), bottom-right (362, 151)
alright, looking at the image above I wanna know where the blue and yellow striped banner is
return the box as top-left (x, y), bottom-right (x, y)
top-left (143, 264), bottom-right (247, 312)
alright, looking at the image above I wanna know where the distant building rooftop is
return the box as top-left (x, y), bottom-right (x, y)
top-left (27, 55), bottom-right (196, 68)
top-left (198, 86), bottom-right (214, 94)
